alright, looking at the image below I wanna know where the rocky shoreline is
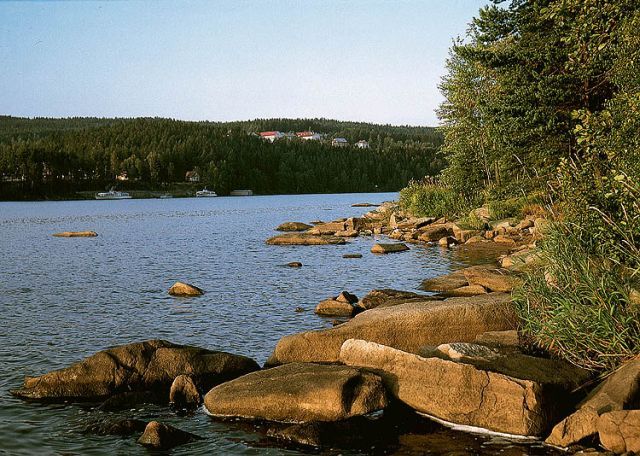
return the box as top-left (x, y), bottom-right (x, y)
top-left (13, 202), bottom-right (640, 453)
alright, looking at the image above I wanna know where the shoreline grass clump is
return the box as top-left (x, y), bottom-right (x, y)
top-left (514, 221), bottom-right (640, 372)
top-left (399, 178), bottom-right (474, 219)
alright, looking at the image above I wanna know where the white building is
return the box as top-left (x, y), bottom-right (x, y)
top-left (355, 140), bottom-right (370, 149)
top-left (296, 131), bottom-right (322, 141)
top-left (332, 137), bottom-right (349, 147)
top-left (259, 131), bottom-right (284, 142)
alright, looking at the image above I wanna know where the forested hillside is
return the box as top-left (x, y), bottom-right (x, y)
top-left (0, 117), bottom-right (442, 199)
top-left (402, 0), bottom-right (640, 373)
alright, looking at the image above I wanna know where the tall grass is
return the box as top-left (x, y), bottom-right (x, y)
top-left (399, 178), bottom-right (473, 218)
top-left (514, 222), bottom-right (640, 372)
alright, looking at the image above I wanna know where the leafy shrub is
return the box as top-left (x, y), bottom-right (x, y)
top-left (399, 178), bottom-right (471, 218)
top-left (457, 211), bottom-right (487, 230)
top-left (488, 198), bottom-right (526, 220)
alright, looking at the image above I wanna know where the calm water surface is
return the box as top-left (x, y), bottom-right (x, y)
top-left (0, 193), bottom-right (558, 455)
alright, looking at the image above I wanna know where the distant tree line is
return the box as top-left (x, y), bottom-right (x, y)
top-left (0, 117), bottom-right (443, 199)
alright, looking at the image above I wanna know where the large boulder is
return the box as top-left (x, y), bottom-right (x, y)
top-left (168, 281), bottom-right (203, 296)
top-left (266, 234), bottom-right (346, 245)
top-left (266, 293), bottom-right (516, 365)
top-left (340, 339), bottom-right (590, 436)
top-left (137, 421), bottom-right (200, 450)
top-left (203, 363), bottom-right (387, 422)
top-left (11, 340), bottom-right (259, 402)
top-left (315, 292), bottom-right (359, 317)
top-left (462, 266), bottom-right (521, 292)
top-left (419, 224), bottom-right (453, 242)
top-left (546, 355), bottom-right (640, 448)
top-left (276, 221), bottom-right (313, 232)
top-left (597, 410), bottom-right (640, 453)
top-left (52, 231), bottom-right (97, 237)
top-left (307, 221), bottom-right (347, 235)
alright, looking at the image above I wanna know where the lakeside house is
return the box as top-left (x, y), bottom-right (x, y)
top-left (116, 172), bottom-right (129, 181)
top-left (332, 137), bottom-right (349, 147)
top-left (296, 131), bottom-right (322, 141)
top-left (356, 140), bottom-right (370, 149)
top-left (185, 170), bottom-right (200, 182)
top-left (259, 131), bottom-right (284, 142)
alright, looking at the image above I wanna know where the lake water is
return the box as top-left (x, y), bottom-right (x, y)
top-left (0, 193), bottom-right (558, 455)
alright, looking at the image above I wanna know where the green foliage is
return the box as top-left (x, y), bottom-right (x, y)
top-left (457, 211), bottom-right (487, 231)
top-left (487, 197), bottom-right (530, 221)
top-left (399, 178), bottom-right (471, 218)
top-left (0, 117), bottom-right (444, 199)
top-left (514, 222), bottom-right (640, 372)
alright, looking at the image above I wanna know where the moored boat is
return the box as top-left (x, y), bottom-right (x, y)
top-left (95, 189), bottom-right (132, 200)
top-left (196, 188), bottom-right (217, 197)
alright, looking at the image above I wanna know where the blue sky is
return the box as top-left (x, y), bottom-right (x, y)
top-left (1, 0), bottom-right (488, 126)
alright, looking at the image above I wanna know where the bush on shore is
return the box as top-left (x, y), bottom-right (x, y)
top-left (514, 221), bottom-right (640, 372)
top-left (399, 178), bottom-right (475, 219)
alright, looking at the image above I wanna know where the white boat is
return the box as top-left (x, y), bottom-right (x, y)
top-left (196, 188), bottom-right (217, 197)
top-left (159, 193), bottom-right (173, 199)
top-left (95, 189), bottom-right (132, 200)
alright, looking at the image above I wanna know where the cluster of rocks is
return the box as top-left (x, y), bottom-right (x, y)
top-left (20, 203), bottom-right (637, 453)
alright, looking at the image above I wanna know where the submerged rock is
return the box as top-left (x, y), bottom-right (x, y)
top-left (168, 281), bottom-right (204, 296)
top-left (84, 418), bottom-right (148, 436)
top-left (267, 293), bottom-right (516, 365)
top-left (52, 231), bottom-right (97, 237)
top-left (286, 262), bottom-right (303, 268)
top-left (266, 234), bottom-right (346, 245)
top-left (276, 221), bottom-right (313, 232)
top-left (11, 339), bottom-right (259, 402)
top-left (371, 243), bottom-right (409, 254)
top-left (137, 421), bottom-right (200, 450)
top-left (340, 339), bottom-right (590, 436)
top-left (343, 253), bottom-right (363, 259)
top-left (203, 363), bottom-right (387, 422)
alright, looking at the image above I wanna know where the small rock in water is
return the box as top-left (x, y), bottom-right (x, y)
top-left (371, 243), bottom-right (410, 254)
top-left (168, 281), bottom-right (204, 296)
top-left (52, 231), bottom-right (98, 237)
top-left (295, 307), bottom-right (305, 313)
top-left (336, 291), bottom-right (358, 304)
top-left (276, 221), bottom-right (313, 232)
top-left (169, 375), bottom-right (201, 409)
top-left (137, 421), bottom-right (200, 450)
top-left (343, 253), bottom-right (363, 259)
top-left (286, 262), bottom-right (303, 268)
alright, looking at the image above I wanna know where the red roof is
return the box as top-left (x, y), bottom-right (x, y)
top-left (260, 131), bottom-right (279, 137)
top-left (296, 131), bottom-right (314, 137)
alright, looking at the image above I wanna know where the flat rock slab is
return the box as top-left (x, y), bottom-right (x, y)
top-left (12, 339), bottom-right (259, 402)
top-left (52, 231), bottom-right (97, 237)
top-left (340, 339), bottom-right (590, 436)
top-left (315, 299), bottom-right (357, 317)
top-left (276, 222), bottom-right (313, 232)
top-left (267, 234), bottom-right (346, 245)
top-left (462, 266), bottom-right (522, 292)
top-left (357, 289), bottom-right (436, 310)
top-left (371, 243), bottom-right (409, 254)
top-left (267, 293), bottom-right (516, 365)
top-left (203, 363), bottom-right (387, 422)
top-left (420, 270), bottom-right (469, 292)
